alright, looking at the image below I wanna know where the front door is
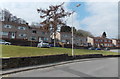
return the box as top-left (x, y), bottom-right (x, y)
top-left (9, 32), bottom-right (16, 39)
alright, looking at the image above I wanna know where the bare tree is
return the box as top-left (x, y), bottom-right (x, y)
top-left (37, 2), bottom-right (71, 46)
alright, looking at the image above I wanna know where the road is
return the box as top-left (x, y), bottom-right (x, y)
top-left (6, 57), bottom-right (119, 77)
top-left (110, 49), bottom-right (120, 53)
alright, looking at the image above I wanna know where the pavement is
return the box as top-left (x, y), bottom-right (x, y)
top-left (1, 57), bottom-right (119, 77)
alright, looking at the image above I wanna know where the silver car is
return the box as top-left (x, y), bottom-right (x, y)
top-left (0, 39), bottom-right (11, 45)
top-left (37, 42), bottom-right (50, 48)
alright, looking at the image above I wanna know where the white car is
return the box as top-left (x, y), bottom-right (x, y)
top-left (37, 42), bottom-right (50, 48)
top-left (0, 39), bottom-right (11, 45)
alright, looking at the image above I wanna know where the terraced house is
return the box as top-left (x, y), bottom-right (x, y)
top-left (0, 9), bottom-right (51, 46)
top-left (87, 36), bottom-right (113, 48)
top-left (0, 21), bottom-right (50, 42)
top-left (87, 32), bottom-right (120, 48)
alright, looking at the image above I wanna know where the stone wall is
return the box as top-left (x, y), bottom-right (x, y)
top-left (2, 54), bottom-right (69, 70)
top-left (1, 54), bottom-right (120, 70)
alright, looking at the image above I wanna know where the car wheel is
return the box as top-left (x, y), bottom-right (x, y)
top-left (5, 43), bottom-right (9, 45)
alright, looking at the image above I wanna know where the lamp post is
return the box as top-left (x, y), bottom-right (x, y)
top-left (71, 11), bottom-right (74, 56)
top-left (71, 4), bottom-right (81, 56)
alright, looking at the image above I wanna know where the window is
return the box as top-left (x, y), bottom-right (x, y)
top-left (44, 38), bottom-right (48, 41)
top-left (4, 25), bottom-right (12, 28)
top-left (19, 34), bottom-right (26, 37)
top-left (62, 40), bottom-right (66, 42)
top-left (40, 37), bottom-right (44, 40)
top-left (95, 39), bottom-right (98, 42)
top-left (18, 26), bottom-right (26, 30)
top-left (109, 40), bottom-right (111, 42)
top-left (32, 30), bottom-right (37, 34)
top-left (104, 40), bottom-right (107, 42)
top-left (30, 36), bottom-right (36, 41)
top-left (100, 40), bottom-right (103, 42)
top-left (64, 35), bottom-right (68, 37)
top-left (63, 35), bottom-right (68, 37)
top-left (0, 32), bottom-right (8, 36)
top-left (42, 32), bottom-right (45, 35)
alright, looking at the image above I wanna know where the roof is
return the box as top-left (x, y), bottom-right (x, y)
top-left (88, 36), bottom-right (111, 40)
top-left (1, 21), bottom-right (29, 27)
top-left (112, 39), bottom-right (120, 41)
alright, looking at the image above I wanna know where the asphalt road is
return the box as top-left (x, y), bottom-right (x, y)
top-left (7, 57), bottom-right (119, 77)
top-left (110, 49), bottom-right (120, 53)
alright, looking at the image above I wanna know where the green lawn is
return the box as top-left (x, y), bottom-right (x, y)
top-left (1, 45), bottom-right (119, 57)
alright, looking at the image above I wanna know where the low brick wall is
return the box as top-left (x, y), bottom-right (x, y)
top-left (1, 54), bottom-right (120, 70)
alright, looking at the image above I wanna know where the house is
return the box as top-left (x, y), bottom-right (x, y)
top-left (112, 39), bottom-right (120, 48)
top-left (87, 32), bottom-right (114, 48)
top-left (87, 36), bottom-right (113, 48)
top-left (0, 9), bottom-right (51, 44)
top-left (0, 21), bottom-right (51, 43)
top-left (74, 34), bottom-right (87, 46)
top-left (55, 32), bottom-right (87, 46)
top-left (0, 21), bottom-right (29, 40)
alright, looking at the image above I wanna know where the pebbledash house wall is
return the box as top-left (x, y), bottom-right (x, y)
top-left (112, 39), bottom-right (120, 48)
top-left (0, 21), bottom-right (51, 43)
top-left (56, 32), bottom-right (87, 46)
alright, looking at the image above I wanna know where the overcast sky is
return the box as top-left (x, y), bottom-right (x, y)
top-left (0, 0), bottom-right (119, 38)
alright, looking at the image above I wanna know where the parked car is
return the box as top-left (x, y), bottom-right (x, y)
top-left (95, 48), bottom-right (101, 50)
top-left (88, 47), bottom-right (96, 50)
top-left (104, 47), bottom-right (110, 51)
top-left (0, 39), bottom-right (11, 45)
top-left (37, 41), bottom-right (50, 48)
top-left (49, 44), bottom-right (54, 47)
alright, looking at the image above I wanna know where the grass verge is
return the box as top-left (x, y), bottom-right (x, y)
top-left (1, 45), bottom-right (119, 57)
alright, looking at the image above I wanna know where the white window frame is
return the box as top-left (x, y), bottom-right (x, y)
top-left (18, 26), bottom-right (26, 30)
top-left (19, 34), bottom-right (27, 37)
top-left (4, 25), bottom-right (12, 28)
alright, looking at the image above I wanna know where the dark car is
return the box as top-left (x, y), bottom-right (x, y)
top-left (95, 48), bottom-right (101, 50)
top-left (88, 47), bottom-right (96, 50)
top-left (49, 44), bottom-right (54, 47)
